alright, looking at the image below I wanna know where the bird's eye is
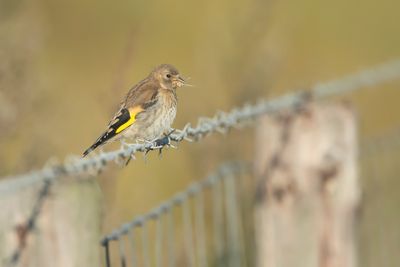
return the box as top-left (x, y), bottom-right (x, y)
top-left (166, 74), bottom-right (171, 79)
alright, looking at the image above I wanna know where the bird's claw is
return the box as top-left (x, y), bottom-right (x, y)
top-left (144, 130), bottom-right (176, 156)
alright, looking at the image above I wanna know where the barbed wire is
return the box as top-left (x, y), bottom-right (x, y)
top-left (100, 161), bottom-right (251, 267)
top-left (1, 59), bottom-right (400, 195)
top-left (100, 129), bottom-right (400, 267)
top-left (2, 59), bottom-right (400, 266)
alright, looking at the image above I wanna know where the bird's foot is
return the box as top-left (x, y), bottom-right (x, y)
top-left (144, 130), bottom-right (176, 156)
top-left (155, 129), bottom-right (176, 148)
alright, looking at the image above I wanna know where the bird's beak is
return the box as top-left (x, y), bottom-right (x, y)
top-left (174, 75), bottom-right (186, 88)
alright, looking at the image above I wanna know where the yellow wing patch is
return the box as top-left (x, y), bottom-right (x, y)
top-left (115, 106), bottom-right (144, 134)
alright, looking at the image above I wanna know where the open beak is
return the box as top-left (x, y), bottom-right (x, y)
top-left (174, 75), bottom-right (186, 87)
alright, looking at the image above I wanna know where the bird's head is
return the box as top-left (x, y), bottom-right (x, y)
top-left (151, 64), bottom-right (186, 90)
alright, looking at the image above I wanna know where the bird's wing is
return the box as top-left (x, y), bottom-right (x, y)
top-left (82, 80), bottom-right (159, 157)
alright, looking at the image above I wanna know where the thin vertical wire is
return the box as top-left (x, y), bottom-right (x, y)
top-left (128, 229), bottom-right (137, 267)
top-left (183, 198), bottom-right (195, 267)
top-left (99, 162), bottom-right (252, 267)
top-left (155, 214), bottom-right (164, 267)
top-left (235, 173), bottom-right (249, 267)
top-left (224, 174), bottom-right (241, 267)
top-left (213, 177), bottom-right (224, 263)
top-left (141, 223), bottom-right (151, 267)
top-left (195, 190), bottom-right (207, 267)
top-left (167, 208), bottom-right (176, 267)
top-left (103, 240), bottom-right (111, 267)
top-left (118, 237), bottom-right (127, 267)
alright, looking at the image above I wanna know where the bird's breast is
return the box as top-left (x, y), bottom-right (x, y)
top-left (124, 90), bottom-right (177, 141)
top-left (155, 91), bottom-right (177, 130)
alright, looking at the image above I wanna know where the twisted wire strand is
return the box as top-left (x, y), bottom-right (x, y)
top-left (1, 60), bottom-right (400, 194)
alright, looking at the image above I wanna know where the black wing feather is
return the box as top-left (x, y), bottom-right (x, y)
top-left (82, 108), bottom-right (131, 157)
top-left (82, 89), bottom-right (159, 157)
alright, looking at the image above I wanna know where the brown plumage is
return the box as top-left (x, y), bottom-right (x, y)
top-left (83, 64), bottom-right (186, 157)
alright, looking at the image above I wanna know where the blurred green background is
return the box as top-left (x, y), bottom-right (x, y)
top-left (0, 0), bottom-right (399, 266)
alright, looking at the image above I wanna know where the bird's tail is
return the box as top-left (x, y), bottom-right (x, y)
top-left (83, 128), bottom-right (118, 157)
top-left (82, 141), bottom-right (101, 157)
top-left (82, 134), bottom-right (109, 157)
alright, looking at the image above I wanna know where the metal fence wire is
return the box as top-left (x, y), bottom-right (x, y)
top-left (1, 59), bottom-right (400, 195)
top-left (100, 162), bottom-right (254, 267)
top-left (99, 128), bottom-right (400, 267)
top-left (1, 59), bottom-right (400, 267)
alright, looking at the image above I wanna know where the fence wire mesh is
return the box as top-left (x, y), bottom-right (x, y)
top-left (100, 162), bottom-right (253, 267)
top-left (100, 128), bottom-right (400, 267)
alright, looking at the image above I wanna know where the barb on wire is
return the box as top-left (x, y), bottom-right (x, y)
top-left (1, 59), bottom-right (400, 195)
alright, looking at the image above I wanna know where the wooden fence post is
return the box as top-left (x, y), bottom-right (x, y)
top-left (254, 102), bottom-right (360, 267)
top-left (0, 178), bottom-right (102, 267)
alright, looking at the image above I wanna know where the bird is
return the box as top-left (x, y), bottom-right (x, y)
top-left (82, 64), bottom-right (186, 157)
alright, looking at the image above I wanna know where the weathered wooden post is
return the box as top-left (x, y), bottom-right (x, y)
top-left (0, 178), bottom-right (102, 267)
top-left (254, 102), bottom-right (360, 267)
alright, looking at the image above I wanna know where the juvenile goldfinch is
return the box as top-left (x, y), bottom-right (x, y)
top-left (83, 64), bottom-right (186, 157)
